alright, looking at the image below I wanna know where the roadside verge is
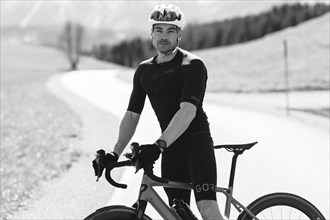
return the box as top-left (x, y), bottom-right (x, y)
top-left (10, 73), bottom-right (121, 219)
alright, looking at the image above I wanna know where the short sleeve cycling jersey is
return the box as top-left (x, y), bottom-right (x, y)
top-left (127, 48), bottom-right (210, 136)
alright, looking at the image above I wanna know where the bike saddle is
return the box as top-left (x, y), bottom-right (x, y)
top-left (214, 141), bottom-right (258, 152)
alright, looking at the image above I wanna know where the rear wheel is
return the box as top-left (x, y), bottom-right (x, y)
top-left (84, 205), bottom-right (152, 220)
top-left (238, 193), bottom-right (325, 220)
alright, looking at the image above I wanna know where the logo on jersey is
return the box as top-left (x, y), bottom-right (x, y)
top-left (190, 95), bottom-right (200, 104)
top-left (164, 69), bottom-right (174, 74)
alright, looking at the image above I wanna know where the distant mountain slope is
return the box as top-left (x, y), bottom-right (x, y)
top-left (195, 13), bottom-right (330, 92)
top-left (1, 1), bottom-right (315, 29)
top-left (1, 1), bottom-right (328, 44)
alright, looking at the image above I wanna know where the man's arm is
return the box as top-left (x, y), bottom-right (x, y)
top-left (113, 110), bottom-right (141, 156)
top-left (158, 102), bottom-right (196, 148)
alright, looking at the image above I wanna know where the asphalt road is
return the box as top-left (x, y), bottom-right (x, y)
top-left (11, 69), bottom-right (329, 219)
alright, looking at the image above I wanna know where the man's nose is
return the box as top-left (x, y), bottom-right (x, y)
top-left (160, 36), bottom-right (169, 41)
top-left (160, 32), bottom-right (169, 39)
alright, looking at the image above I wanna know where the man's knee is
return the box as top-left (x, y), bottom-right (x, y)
top-left (197, 199), bottom-right (218, 212)
top-left (197, 200), bottom-right (227, 220)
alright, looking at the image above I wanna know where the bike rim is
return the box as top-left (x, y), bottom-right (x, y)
top-left (255, 205), bottom-right (320, 220)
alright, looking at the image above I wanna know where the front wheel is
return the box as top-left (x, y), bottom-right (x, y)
top-left (84, 205), bottom-right (152, 220)
top-left (238, 193), bottom-right (325, 220)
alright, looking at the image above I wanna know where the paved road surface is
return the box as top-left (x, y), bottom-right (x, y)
top-left (62, 70), bottom-right (329, 219)
top-left (11, 69), bottom-right (329, 219)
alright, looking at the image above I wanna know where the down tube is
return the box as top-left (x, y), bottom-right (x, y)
top-left (147, 187), bottom-right (181, 220)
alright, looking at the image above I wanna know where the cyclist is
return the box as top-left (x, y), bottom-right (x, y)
top-left (97, 4), bottom-right (226, 220)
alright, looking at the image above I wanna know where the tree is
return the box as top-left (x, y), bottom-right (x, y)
top-left (59, 21), bottom-right (85, 70)
top-left (90, 2), bottom-right (330, 68)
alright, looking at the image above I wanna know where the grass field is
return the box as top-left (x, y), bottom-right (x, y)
top-left (195, 13), bottom-right (330, 93)
top-left (117, 13), bottom-right (329, 117)
top-left (0, 42), bottom-right (86, 219)
top-left (0, 40), bottom-right (124, 219)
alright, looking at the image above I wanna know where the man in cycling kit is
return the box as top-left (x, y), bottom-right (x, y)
top-left (98, 4), bottom-right (226, 220)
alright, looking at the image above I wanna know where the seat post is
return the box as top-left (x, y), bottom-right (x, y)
top-left (228, 151), bottom-right (242, 188)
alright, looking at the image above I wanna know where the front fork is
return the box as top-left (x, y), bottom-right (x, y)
top-left (134, 200), bottom-right (148, 220)
top-left (133, 182), bottom-right (149, 220)
top-left (133, 174), bottom-right (182, 220)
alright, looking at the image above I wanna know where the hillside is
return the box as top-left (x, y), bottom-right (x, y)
top-left (117, 13), bottom-right (329, 93)
top-left (195, 13), bottom-right (330, 93)
top-left (2, 1), bottom-right (327, 48)
top-left (0, 33), bottom-right (126, 218)
top-left (1, 1), bottom-right (314, 29)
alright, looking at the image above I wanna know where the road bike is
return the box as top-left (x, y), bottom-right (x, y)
top-left (85, 142), bottom-right (325, 220)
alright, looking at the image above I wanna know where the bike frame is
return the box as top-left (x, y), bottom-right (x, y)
top-left (134, 152), bottom-right (260, 220)
top-left (91, 142), bottom-right (325, 220)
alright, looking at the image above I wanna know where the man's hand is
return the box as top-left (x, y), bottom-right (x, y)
top-left (137, 144), bottom-right (161, 168)
top-left (92, 149), bottom-right (119, 181)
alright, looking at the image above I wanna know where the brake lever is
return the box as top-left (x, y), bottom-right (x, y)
top-left (94, 152), bottom-right (105, 182)
top-left (100, 142), bottom-right (169, 188)
top-left (100, 143), bottom-right (139, 189)
top-left (143, 164), bottom-right (169, 184)
top-left (128, 142), bottom-right (143, 174)
top-left (130, 143), bottom-right (169, 183)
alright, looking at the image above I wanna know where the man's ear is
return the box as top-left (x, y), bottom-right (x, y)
top-left (178, 30), bottom-right (182, 41)
top-left (150, 29), bottom-right (153, 40)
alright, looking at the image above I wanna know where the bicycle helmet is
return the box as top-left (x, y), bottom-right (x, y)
top-left (149, 4), bottom-right (185, 29)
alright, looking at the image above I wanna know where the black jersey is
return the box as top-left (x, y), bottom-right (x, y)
top-left (127, 48), bottom-right (210, 137)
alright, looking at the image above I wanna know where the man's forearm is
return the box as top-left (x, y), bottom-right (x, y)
top-left (159, 102), bottom-right (196, 147)
top-left (113, 110), bottom-right (140, 156)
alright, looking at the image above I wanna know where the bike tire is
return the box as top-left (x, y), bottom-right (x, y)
top-left (84, 205), bottom-right (152, 220)
top-left (238, 192), bottom-right (325, 220)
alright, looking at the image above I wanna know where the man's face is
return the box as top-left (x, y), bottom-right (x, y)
top-left (151, 24), bottom-right (181, 54)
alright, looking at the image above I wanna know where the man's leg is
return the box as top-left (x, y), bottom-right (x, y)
top-left (189, 136), bottom-right (226, 219)
top-left (161, 147), bottom-right (191, 205)
top-left (197, 200), bottom-right (227, 220)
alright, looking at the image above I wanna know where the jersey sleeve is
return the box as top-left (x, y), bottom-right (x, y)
top-left (180, 59), bottom-right (207, 107)
top-left (127, 65), bottom-right (146, 114)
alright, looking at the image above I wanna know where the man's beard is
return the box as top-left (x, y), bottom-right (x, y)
top-left (156, 40), bottom-right (177, 55)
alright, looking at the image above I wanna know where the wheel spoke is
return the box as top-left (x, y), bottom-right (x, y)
top-left (261, 211), bottom-right (267, 220)
top-left (289, 207), bottom-right (292, 219)
top-left (256, 206), bottom-right (315, 220)
top-left (238, 193), bottom-right (324, 220)
top-left (270, 207), bottom-right (273, 220)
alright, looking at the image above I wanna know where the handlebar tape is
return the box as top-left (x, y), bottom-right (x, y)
top-left (105, 161), bottom-right (168, 188)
